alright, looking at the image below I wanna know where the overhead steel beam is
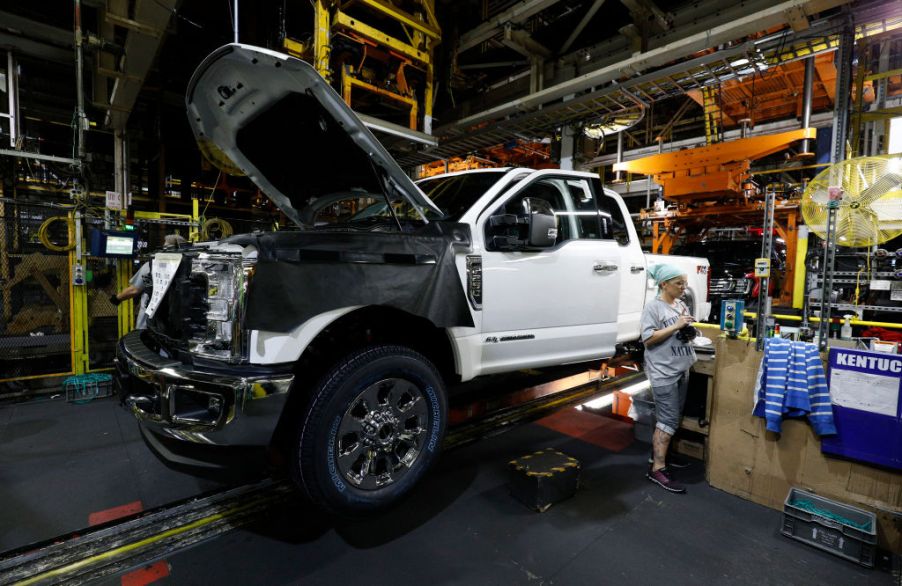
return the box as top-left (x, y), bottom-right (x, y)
top-left (458, 0), bottom-right (562, 53)
top-left (0, 148), bottom-right (81, 166)
top-left (357, 112), bottom-right (438, 146)
top-left (620, 0), bottom-right (672, 32)
top-left (451, 0), bottom-right (852, 130)
top-left (104, 0), bottom-right (178, 130)
top-left (0, 10), bottom-right (74, 49)
top-left (502, 26), bottom-right (551, 59)
top-left (0, 32), bottom-right (71, 63)
top-left (459, 60), bottom-right (529, 70)
top-left (560, 0), bottom-right (607, 54)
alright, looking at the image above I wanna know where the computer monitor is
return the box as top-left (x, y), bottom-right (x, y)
top-left (105, 235), bottom-right (135, 255)
top-left (89, 229), bottom-right (136, 257)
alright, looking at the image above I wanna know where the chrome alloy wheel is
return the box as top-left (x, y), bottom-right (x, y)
top-left (335, 377), bottom-right (429, 490)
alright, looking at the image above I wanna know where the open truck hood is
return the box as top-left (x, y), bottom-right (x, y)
top-left (185, 44), bottom-right (441, 227)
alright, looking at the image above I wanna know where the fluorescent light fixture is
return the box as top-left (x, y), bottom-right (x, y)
top-left (730, 58), bottom-right (749, 67)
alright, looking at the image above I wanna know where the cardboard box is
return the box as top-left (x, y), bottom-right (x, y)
top-left (707, 337), bottom-right (902, 553)
top-left (673, 437), bottom-right (705, 461)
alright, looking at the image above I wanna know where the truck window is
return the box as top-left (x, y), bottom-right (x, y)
top-left (563, 179), bottom-right (602, 240)
top-left (596, 190), bottom-right (630, 246)
top-left (492, 177), bottom-right (602, 245)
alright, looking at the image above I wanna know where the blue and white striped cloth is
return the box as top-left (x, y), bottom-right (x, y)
top-left (753, 338), bottom-right (837, 436)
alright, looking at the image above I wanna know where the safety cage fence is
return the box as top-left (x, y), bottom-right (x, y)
top-left (0, 200), bottom-right (73, 381)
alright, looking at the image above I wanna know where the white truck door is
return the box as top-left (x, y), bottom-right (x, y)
top-left (597, 185), bottom-right (648, 343)
top-left (477, 174), bottom-right (620, 373)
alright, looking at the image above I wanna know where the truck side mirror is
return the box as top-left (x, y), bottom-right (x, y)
top-left (487, 197), bottom-right (558, 251)
top-left (522, 197), bottom-right (557, 248)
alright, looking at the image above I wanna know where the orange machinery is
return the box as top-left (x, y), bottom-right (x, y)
top-left (613, 128), bottom-right (816, 305)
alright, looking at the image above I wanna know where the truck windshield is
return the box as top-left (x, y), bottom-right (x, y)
top-left (415, 171), bottom-right (509, 221)
top-left (318, 171), bottom-right (508, 230)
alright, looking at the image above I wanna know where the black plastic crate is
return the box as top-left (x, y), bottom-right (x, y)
top-left (782, 487), bottom-right (877, 567)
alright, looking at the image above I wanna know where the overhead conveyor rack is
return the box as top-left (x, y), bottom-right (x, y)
top-left (395, 1), bottom-right (902, 167)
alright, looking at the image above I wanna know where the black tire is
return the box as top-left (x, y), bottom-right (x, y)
top-left (292, 344), bottom-right (447, 516)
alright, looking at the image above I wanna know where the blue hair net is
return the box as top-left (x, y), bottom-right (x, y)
top-left (648, 263), bottom-right (685, 285)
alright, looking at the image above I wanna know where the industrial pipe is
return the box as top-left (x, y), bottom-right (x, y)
top-left (613, 131), bottom-right (624, 183)
top-left (74, 0), bottom-right (86, 161)
top-left (800, 56), bottom-right (814, 155)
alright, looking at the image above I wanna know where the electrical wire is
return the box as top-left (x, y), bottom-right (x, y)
top-left (38, 215), bottom-right (76, 252)
top-left (201, 217), bottom-right (234, 240)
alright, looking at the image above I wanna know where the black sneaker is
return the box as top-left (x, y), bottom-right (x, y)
top-left (646, 467), bottom-right (687, 493)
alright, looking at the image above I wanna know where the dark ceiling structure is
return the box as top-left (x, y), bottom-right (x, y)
top-left (0, 0), bottom-right (900, 211)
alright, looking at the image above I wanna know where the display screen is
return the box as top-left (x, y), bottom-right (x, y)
top-left (105, 235), bottom-right (134, 255)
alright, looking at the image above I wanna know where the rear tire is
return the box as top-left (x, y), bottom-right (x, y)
top-left (292, 345), bottom-right (447, 516)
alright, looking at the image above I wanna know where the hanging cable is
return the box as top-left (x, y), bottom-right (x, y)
top-left (201, 217), bottom-right (234, 240)
top-left (38, 215), bottom-right (76, 252)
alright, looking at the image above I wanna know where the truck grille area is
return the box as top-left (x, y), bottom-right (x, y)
top-left (710, 277), bottom-right (751, 296)
top-left (147, 258), bottom-right (206, 350)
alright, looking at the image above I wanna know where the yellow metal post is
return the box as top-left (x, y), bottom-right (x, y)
top-left (191, 198), bottom-right (200, 242)
top-left (701, 86), bottom-right (721, 145)
top-left (117, 258), bottom-right (135, 336)
top-left (69, 212), bottom-right (90, 374)
top-left (314, 0), bottom-right (332, 81)
top-left (424, 62), bottom-right (434, 134)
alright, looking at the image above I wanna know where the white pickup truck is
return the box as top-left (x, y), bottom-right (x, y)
top-left (115, 44), bottom-right (709, 515)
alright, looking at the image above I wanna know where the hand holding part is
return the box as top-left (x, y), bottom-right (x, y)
top-left (109, 294), bottom-right (122, 306)
top-left (676, 315), bottom-right (694, 328)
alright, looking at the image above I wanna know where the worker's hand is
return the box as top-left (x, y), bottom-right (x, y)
top-left (109, 294), bottom-right (122, 306)
top-left (674, 315), bottom-right (694, 329)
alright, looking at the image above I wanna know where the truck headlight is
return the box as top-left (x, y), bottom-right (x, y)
top-left (188, 254), bottom-right (250, 362)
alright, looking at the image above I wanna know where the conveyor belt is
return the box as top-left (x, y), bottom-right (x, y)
top-left (0, 368), bottom-right (644, 584)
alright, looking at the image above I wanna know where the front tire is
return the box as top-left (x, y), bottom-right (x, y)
top-left (292, 345), bottom-right (447, 516)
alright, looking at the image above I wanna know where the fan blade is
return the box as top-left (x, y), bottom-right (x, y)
top-left (854, 171), bottom-right (902, 207)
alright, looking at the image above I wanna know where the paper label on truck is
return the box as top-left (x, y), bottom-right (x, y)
top-left (145, 253), bottom-right (182, 319)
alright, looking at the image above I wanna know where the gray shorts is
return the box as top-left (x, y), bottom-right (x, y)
top-left (651, 372), bottom-right (689, 436)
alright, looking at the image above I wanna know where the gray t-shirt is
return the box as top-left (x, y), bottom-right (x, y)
top-left (129, 262), bottom-right (151, 330)
top-left (641, 297), bottom-right (697, 386)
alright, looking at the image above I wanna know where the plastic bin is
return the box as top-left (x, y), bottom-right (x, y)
top-left (63, 373), bottom-right (114, 404)
top-left (781, 487), bottom-right (877, 567)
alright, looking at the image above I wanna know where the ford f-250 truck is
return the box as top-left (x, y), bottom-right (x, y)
top-left (115, 44), bottom-right (710, 515)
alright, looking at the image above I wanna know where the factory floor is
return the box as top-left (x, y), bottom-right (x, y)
top-left (0, 389), bottom-right (893, 585)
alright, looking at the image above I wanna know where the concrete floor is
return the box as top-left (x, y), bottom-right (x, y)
top-left (0, 393), bottom-right (893, 585)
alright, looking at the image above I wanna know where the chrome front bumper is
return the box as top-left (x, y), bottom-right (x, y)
top-left (115, 330), bottom-right (293, 447)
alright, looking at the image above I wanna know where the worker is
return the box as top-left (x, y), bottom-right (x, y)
top-left (641, 263), bottom-right (698, 494)
top-left (110, 234), bottom-right (186, 329)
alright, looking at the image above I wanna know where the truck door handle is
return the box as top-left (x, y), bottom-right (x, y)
top-left (593, 263), bottom-right (619, 272)
top-left (630, 266), bottom-right (645, 273)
